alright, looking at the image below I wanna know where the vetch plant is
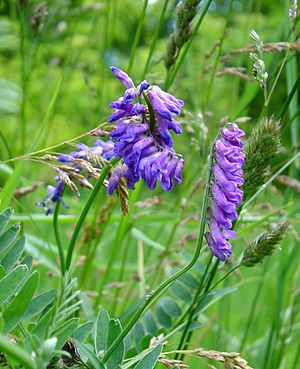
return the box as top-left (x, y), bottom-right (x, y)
top-left (0, 2), bottom-right (299, 369)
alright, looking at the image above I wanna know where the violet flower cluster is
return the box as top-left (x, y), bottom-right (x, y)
top-left (205, 123), bottom-right (245, 261)
top-left (37, 66), bottom-right (185, 214)
top-left (37, 140), bottom-right (114, 215)
top-left (107, 66), bottom-right (184, 195)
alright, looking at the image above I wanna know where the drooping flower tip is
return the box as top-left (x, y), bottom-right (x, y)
top-left (110, 66), bottom-right (134, 89)
top-left (206, 123), bottom-right (246, 261)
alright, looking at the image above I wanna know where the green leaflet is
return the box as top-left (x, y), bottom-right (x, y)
top-left (134, 344), bottom-right (163, 369)
top-left (0, 264), bottom-right (28, 305)
top-left (94, 308), bottom-right (110, 355)
top-left (73, 321), bottom-right (94, 343)
top-left (1, 236), bottom-right (25, 272)
top-left (106, 319), bottom-right (125, 369)
top-left (75, 339), bottom-right (105, 369)
top-left (3, 270), bottom-right (39, 333)
top-left (24, 290), bottom-right (56, 319)
top-left (52, 317), bottom-right (79, 349)
top-left (0, 224), bottom-right (20, 254)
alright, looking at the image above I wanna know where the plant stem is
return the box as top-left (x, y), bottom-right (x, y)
top-left (101, 151), bottom-right (213, 364)
top-left (204, 0), bottom-right (233, 109)
top-left (53, 202), bottom-right (66, 276)
top-left (165, 0), bottom-right (213, 90)
top-left (239, 267), bottom-right (265, 352)
top-left (141, 0), bottom-right (169, 79)
top-left (175, 254), bottom-right (214, 357)
top-left (127, 0), bottom-right (149, 75)
top-left (65, 160), bottom-right (117, 271)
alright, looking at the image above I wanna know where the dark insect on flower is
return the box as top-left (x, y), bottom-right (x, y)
top-left (205, 123), bottom-right (245, 261)
top-left (107, 66), bottom-right (184, 194)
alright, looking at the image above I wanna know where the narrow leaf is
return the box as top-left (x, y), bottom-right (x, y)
top-left (196, 287), bottom-right (237, 314)
top-left (73, 321), bottom-right (94, 343)
top-left (160, 296), bottom-right (181, 317)
top-left (3, 270), bottom-right (39, 332)
top-left (75, 339), bottom-right (105, 369)
top-left (106, 319), bottom-right (124, 369)
top-left (143, 311), bottom-right (157, 336)
top-left (1, 236), bottom-right (25, 272)
top-left (155, 305), bottom-right (172, 328)
top-left (24, 290), bottom-right (56, 319)
top-left (0, 264), bottom-right (28, 305)
top-left (170, 281), bottom-right (192, 303)
top-left (134, 344), bottom-right (163, 369)
top-left (0, 224), bottom-right (20, 253)
top-left (131, 228), bottom-right (165, 251)
top-left (94, 308), bottom-right (110, 355)
top-left (52, 317), bottom-right (79, 349)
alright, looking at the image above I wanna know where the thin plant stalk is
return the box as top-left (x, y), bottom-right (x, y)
top-left (127, 0), bottom-right (149, 75)
top-left (239, 268), bottom-right (265, 352)
top-left (175, 254), bottom-right (214, 357)
top-left (110, 181), bottom-right (143, 314)
top-left (165, 0), bottom-right (213, 90)
top-left (95, 215), bottom-right (129, 305)
top-left (65, 160), bottom-right (117, 271)
top-left (179, 258), bottom-right (221, 359)
top-left (204, 0), bottom-right (233, 109)
top-left (1, 123), bottom-right (106, 166)
top-left (53, 202), bottom-right (66, 276)
top-left (101, 151), bottom-right (214, 364)
top-left (141, 0), bottom-right (170, 79)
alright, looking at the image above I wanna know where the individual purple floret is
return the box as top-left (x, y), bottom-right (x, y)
top-left (205, 123), bottom-right (245, 261)
top-left (107, 66), bottom-right (184, 193)
top-left (36, 180), bottom-right (68, 215)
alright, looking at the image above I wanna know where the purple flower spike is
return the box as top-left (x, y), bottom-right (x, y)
top-left (107, 66), bottom-right (184, 194)
top-left (206, 123), bottom-right (245, 261)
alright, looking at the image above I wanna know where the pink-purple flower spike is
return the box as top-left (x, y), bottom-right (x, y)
top-left (205, 123), bottom-right (245, 261)
top-left (107, 66), bottom-right (184, 194)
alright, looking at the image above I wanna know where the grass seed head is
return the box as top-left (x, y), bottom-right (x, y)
top-left (241, 222), bottom-right (289, 267)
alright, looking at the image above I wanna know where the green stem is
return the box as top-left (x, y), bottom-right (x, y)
top-left (95, 215), bottom-right (129, 305)
top-left (175, 254), bottom-right (214, 357)
top-left (204, 0), bottom-right (233, 109)
top-left (165, 0), bottom-right (213, 90)
top-left (179, 258), bottom-right (221, 359)
top-left (239, 268), bottom-right (265, 352)
top-left (53, 202), bottom-right (66, 276)
top-left (280, 71), bottom-right (300, 120)
top-left (65, 160), bottom-right (117, 271)
top-left (141, 0), bottom-right (169, 79)
top-left (127, 0), bottom-right (149, 75)
top-left (101, 151), bottom-right (214, 364)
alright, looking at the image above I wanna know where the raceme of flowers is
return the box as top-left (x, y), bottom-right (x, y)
top-left (37, 140), bottom-right (114, 215)
top-left (205, 123), bottom-right (245, 261)
top-left (37, 66), bottom-right (185, 214)
top-left (107, 66), bottom-right (184, 195)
